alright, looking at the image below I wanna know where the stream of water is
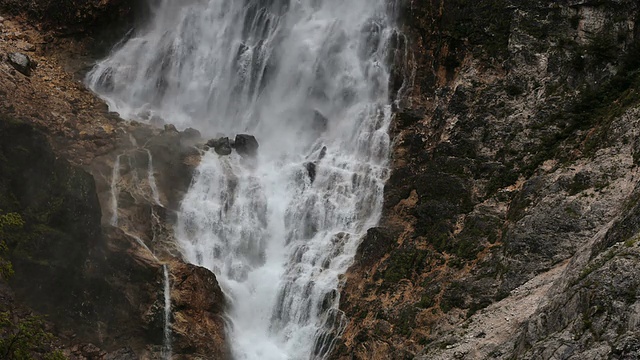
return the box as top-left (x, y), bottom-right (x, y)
top-left (88, 0), bottom-right (396, 358)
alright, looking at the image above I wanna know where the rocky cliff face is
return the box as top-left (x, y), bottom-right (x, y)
top-left (0, 116), bottom-right (228, 359)
top-left (333, 1), bottom-right (640, 359)
top-left (0, 7), bottom-right (229, 359)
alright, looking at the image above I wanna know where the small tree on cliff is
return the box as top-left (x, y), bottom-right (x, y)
top-left (0, 211), bottom-right (22, 279)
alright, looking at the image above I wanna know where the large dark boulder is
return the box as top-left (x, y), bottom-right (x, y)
top-left (234, 134), bottom-right (259, 157)
top-left (304, 162), bottom-right (317, 182)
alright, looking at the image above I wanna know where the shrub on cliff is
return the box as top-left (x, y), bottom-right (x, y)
top-left (0, 312), bottom-right (66, 360)
top-left (0, 212), bottom-right (22, 280)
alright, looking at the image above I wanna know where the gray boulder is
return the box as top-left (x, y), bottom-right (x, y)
top-left (7, 52), bottom-right (34, 76)
top-left (206, 137), bottom-right (233, 156)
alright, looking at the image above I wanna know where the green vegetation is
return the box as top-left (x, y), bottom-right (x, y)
top-left (0, 212), bottom-right (23, 279)
top-left (439, 282), bottom-right (466, 313)
top-left (0, 313), bottom-right (65, 360)
top-left (575, 248), bottom-right (617, 284)
top-left (586, 31), bottom-right (618, 64)
top-left (396, 307), bottom-right (418, 337)
top-left (566, 173), bottom-right (591, 196)
top-left (417, 293), bottom-right (435, 309)
top-left (624, 235), bottom-right (640, 248)
top-left (383, 247), bottom-right (429, 283)
top-left (466, 299), bottom-right (492, 318)
top-left (445, 0), bottom-right (512, 59)
top-left (521, 39), bottom-right (640, 175)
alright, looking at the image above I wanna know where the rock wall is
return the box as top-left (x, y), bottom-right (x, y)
top-left (0, 116), bottom-right (229, 359)
top-left (333, 1), bottom-right (640, 359)
top-left (0, 8), bottom-right (229, 358)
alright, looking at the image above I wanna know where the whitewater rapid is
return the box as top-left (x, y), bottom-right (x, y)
top-left (88, 0), bottom-right (397, 359)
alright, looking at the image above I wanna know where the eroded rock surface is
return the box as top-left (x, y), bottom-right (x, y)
top-left (333, 1), bottom-right (640, 359)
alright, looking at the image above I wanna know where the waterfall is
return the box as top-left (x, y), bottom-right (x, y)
top-left (88, 0), bottom-right (396, 359)
top-left (110, 154), bottom-right (122, 226)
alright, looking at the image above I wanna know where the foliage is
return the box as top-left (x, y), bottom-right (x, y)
top-left (383, 248), bottom-right (428, 283)
top-left (0, 212), bottom-right (24, 280)
top-left (0, 312), bottom-right (65, 360)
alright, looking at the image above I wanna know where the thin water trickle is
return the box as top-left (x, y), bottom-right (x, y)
top-left (121, 230), bottom-right (173, 359)
top-left (112, 154), bottom-right (172, 359)
top-left (145, 148), bottom-right (162, 206)
top-left (88, 0), bottom-right (397, 359)
top-left (110, 154), bottom-right (122, 226)
top-left (162, 264), bottom-right (173, 359)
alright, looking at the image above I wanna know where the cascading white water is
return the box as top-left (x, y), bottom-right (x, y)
top-left (88, 0), bottom-right (397, 359)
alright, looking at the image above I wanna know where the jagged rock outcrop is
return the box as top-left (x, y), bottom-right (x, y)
top-left (234, 134), bottom-right (260, 157)
top-left (170, 261), bottom-right (229, 360)
top-left (333, 1), bottom-right (640, 359)
top-left (0, 116), bottom-right (228, 359)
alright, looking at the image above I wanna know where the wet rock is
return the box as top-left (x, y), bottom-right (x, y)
top-left (234, 134), bottom-right (259, 157)
top-left (319, 146), bottom-right (327, 160)
top-left (7, 52), bottom-right (34, 76)
top-left (130, 126), bottom-right (155, 145)
top-left (206, 137), bottom-right (233, 156)
top-left (305, 162), bottom-right (317, 182)
top-left (151, 114), bottom-right (165, 126)
top-left (163, 123), bottom-right (178, 133)
top-left (170, 261), bottom-right (229, 359)
top-left (181, 127), bottom-right (201, 140)
top-left (137, 109), bottom-right (152, 120)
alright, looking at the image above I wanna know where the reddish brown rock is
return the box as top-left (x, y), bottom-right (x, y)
top-left (170, 261), bottom-right (230, 360)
